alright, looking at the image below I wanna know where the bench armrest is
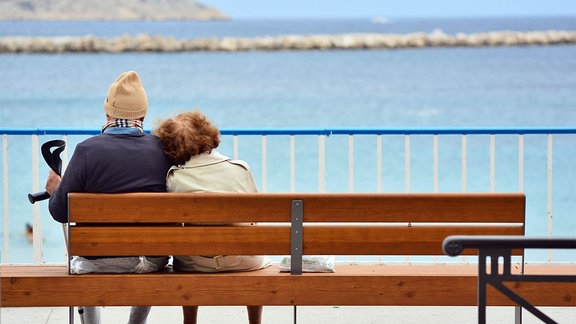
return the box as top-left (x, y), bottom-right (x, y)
top-left (442, 235), bottom-right (576, 257)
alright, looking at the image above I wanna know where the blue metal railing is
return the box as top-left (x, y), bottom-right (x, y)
top-left (1, 127), bottom-right (575, 264)
top-left (1, 126), bottom-right (576, 135)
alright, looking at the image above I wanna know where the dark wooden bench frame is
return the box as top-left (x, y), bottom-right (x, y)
top-left (2, 192), bottom-right (574, 324)
top-left (443, 235), bottom-right (576, 324)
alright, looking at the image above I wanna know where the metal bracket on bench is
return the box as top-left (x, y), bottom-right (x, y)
top-left (291, 200), bottom-right (303, 275)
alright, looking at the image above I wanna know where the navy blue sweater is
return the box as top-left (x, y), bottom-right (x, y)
top-left (49, 132), bottom-right (172, 223)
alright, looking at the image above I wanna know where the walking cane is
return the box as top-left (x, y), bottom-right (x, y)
top-left (27, 140), bottom-right (69, 257)
top-left (26, 140), bottom-right (85, 323)
top-left (28, 139), bottom-right (66, 203)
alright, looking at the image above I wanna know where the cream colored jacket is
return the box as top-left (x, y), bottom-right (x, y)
top-left (166, 150), bottom-right (271, 272)
top-left (166, 150), bottom-right (258, 193)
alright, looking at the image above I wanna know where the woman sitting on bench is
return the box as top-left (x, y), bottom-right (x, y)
top-left (154, 109), bottom-right (271, 324)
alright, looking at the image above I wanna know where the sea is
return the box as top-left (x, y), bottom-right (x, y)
top-left (0, 17), bottom-right (575, 264)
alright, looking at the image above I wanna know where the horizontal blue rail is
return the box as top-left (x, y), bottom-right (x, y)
top-left (1, 127), bottom-right (576, 136)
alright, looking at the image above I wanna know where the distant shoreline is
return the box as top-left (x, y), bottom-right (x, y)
top-left (0, 0), bottom-right (228, 21)
top-left (1, 30), bottom-right (575, 53)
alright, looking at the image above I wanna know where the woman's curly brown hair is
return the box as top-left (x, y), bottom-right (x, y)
top-left (153, 110), bottom-right (221, 166)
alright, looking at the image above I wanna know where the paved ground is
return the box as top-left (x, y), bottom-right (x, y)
top-left (1, 305), bottom-right (574, 323)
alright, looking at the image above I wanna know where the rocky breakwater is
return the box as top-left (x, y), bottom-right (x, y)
top-left (1, 30), bottom-right (575, 53)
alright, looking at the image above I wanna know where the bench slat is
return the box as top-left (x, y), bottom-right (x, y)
top-left (68, 192), bottom-right (525, 223)
top-left (3, 265), bottom-right (574, 307)
top-left (69, 225), bottom-right (524, 256)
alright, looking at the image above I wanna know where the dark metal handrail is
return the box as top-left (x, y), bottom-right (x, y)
top-left (443, 235), bottom-right (576, 257)
top-left (443, 235), bottom-right (576, 324)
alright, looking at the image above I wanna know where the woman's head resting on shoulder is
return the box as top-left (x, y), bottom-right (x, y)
top-left (154, 110), bottom-right (221, 166)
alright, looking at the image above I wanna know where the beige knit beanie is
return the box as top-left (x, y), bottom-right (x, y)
top-left (104, 71), bottom-right (148, 119)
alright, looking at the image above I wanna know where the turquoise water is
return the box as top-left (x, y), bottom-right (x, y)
top-left (1, 18), bottom-right (575, 263)
top-left (1, 46), bottom-right (575, 129)
top-left (2, 16), bottom-right (576, 38)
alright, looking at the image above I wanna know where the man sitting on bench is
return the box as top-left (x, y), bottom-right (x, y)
top-left (45, 71), bottom-right (172, 324)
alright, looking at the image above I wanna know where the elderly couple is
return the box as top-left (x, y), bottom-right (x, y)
top-left (45, 71), bottom-right (271, 324)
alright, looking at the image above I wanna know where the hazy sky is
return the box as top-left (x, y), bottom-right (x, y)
top-left (202, 0), bottom-right (576, 19)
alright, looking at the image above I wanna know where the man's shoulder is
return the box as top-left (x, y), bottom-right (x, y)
top-left (74, 135), bottom-right (101, 148)
top-left (85, 132), bottom-right (157, 141)
top-left (77, 133), bottom-right (159, 151)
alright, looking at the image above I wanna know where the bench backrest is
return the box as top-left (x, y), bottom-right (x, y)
top-left (67, 192), bottom-right (525, 258)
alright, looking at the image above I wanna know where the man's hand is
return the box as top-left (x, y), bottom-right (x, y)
top-left (45, 170), bottom-right (61, 195)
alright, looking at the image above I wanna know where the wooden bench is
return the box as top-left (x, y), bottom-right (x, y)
top-left (2, 192), bottom-right (574, 322)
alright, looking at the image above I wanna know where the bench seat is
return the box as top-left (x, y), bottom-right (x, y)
top-left (3, 264), bottom-right (574, 307)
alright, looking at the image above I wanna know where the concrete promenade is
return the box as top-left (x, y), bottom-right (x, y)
top-left (2, 305), bottom-right (574, 323)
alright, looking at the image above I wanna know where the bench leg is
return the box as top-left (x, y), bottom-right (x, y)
top-left (293, 306), bottom-right (298, 324)
top-left (478, 278), bottom-right (487, 324)
top-left (478, 252), bottom-right (487, 324)
top-left (69, 306), bottom-right (75, 324)
top-left (183, 306), bottom-right (199, 324)
top-left (247, 306), bottom-right (262, 324)
top-left (515, 306), bottom-right (523, 324)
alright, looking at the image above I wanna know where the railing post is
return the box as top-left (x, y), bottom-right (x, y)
top-left (348, 135), bottom-right (354, 193)
top-left (490, 134), bottom-right (496, 192)
top-left (518, 135), bottom-right (524, 192)
top-left (405, 135), bottom-right (410, 192)
top-left (31, 134), bottom-right (43, 264)
top-left (261, 136), bottom-right (267, 192)
top-left (290, 135), bottom-right (296, 193)
top-left (376, 135), bottom-right (382, 192)
top-left (433, 134), bottom-right (439, 192)
top-left (2, 134), bottom-right (9, 262)
top-left (462, 134), bottom-right (467, 192)
top-left (233, 135), bottom-right (239, 160)
top-left (547, 134), bottom-right (553, 262)
top-left (318, 135), bottom-right (326, 193)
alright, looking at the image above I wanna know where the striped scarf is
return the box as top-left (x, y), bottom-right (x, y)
top-left (101, 119), bottom-right (143, 133)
